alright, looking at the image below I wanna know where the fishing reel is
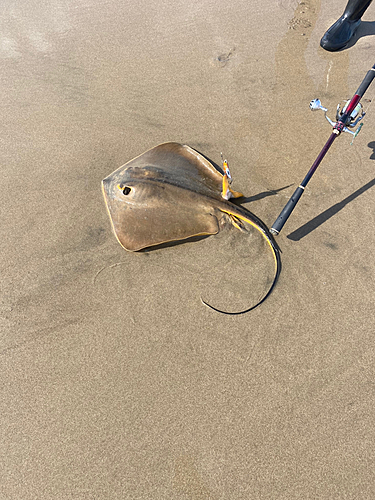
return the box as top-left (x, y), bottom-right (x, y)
top-left (309, 98), bottom-right (366, 142)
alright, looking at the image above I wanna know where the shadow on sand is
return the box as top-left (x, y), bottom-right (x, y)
top-left (287, 174), bottom-right (375, 241)
top-left (344, 20), bottom-right (375, 50)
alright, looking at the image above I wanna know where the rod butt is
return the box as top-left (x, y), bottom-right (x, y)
top-left (270, 185), bottom-right (305, 235)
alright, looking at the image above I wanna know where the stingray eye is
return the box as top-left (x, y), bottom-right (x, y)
top-left (122, 186), bottom-right (131, 195)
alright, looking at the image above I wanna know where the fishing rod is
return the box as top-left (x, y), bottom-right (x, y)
top-left (270, 63), bottom-right (375, 236)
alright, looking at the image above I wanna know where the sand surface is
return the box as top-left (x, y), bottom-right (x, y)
top-left (1, 0), bottom-right (375, 498)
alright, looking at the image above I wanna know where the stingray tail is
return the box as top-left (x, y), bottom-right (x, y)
top-left (201, 208), bottom-right (281, 315)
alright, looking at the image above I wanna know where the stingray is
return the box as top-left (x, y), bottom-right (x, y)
top-left (102, 142), bottom-right (281, 315)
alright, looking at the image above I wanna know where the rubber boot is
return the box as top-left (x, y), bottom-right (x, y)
top-left (320, 0), bottom-right (373, 51)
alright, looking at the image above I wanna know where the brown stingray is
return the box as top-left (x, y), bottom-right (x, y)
top-left (102, 142), bottom-right (281, 314)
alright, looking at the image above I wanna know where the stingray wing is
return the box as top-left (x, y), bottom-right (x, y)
top-left (102, 143), bottom-right (223, 251)
top-left (104, 142), bottom-right (224, 197)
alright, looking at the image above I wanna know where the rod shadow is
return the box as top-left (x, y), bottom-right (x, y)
top-left (287, 176), bottom-right (375, 241)
top-left (194, 147), bottom-right (293, 204)
top-left (236, 184), bottom-right (293, 204)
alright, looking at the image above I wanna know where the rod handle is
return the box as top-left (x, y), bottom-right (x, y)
top-left (270, 186), bottom-right (305, 235)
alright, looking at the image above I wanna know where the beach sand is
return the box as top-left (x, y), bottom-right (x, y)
top-left (1, 0), bottom-right (375, 498)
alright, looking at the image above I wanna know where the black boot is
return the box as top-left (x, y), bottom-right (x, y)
top-left (320, 0), bottom-right (373, 51)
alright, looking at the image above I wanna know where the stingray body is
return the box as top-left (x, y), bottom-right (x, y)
top-left (102, 142), bottom-right (280, 314)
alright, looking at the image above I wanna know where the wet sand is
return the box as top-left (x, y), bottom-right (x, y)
top-left (1, 0), bottom-right (375, 498)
